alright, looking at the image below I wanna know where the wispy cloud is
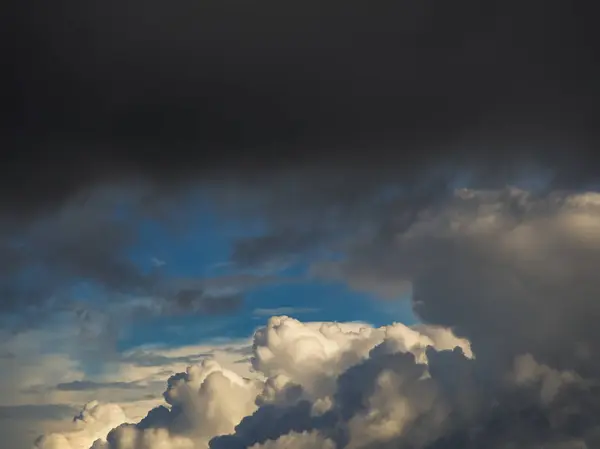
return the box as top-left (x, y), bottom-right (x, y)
top-left (252, 307), bottom-right (320, 317)
top-left (0, 404), bottom-right (79, 421)
top-left (150, 257), bottom-right (166, 267)
top-left (54, 380), bottom-right (148, 392)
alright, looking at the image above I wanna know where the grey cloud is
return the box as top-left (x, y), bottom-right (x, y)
top-left (312, 188), bottom-right (600, 377)
top-left (170, 290), bottom-right (244, 316)
top-left (54, 381), bottom-right (147, 392)
top-left (232, 230), bottom-right (325, 269)
top-left (210, 400), bottom-right (336, 449)
top-left (102, 273), bottom-right (291, 318)
top-left (242, 354), bottom-right (598, 449)
top-left (0, 404), bottom-right (79, 421)
top-left (0, 188), bottom-right (159, 312)
top-left (120, 352), bottom-right (215, 368)
top-left (218, 346), bottom-right (253, 356)
top-left (253, 308), bottom-right (320, 317)
top-left (6, 0), bottom-right (598, 212)
top-left (225, 173), bottom-right (457, 270)
top-left (171, 273), bottom-right (297, 292)
top-left (0, 187), bottom-right (301, 315)
top-left (0, 404), bottom-right (82, 449)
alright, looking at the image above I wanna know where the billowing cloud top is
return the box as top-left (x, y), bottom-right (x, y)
top-left (35, 316), bottom-right (478, 449)
top-left (35, 313), bottom-right (591, 448)
top-left (33, 402), bottom-right (128, 449)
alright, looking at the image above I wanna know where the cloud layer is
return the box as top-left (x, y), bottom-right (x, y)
top-left (3, 0), bottom-right (600, 318)
top-left (31, 187), bottom-right (600, 449)
top-left (5, 0), bottom-right (600, 205)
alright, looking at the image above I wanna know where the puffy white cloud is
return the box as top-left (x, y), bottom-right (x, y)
top-left (34, 401), bottom-right (128, 449)
top-left (74, 316), bottom-right (475, 449)
top-left (34, 310), bottom-right (595, 449)
top-left (251, 316), bottom-right (471, 401)
top-left (93, 359), bottom-right (263, 449)
top-left (163, 360), bottom-right (262, 439)
top-left (0, 314), bottom-right (254, 449)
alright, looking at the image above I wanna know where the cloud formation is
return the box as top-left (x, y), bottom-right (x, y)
top-left (110, 317), bottom-right (599, 448)
top-left (0, 312), bottom-right (257, 449)
top-left (34, 401), bottom-right (129, 449)
top-left (5, 0), bottom-right (600, 208)
top-left (313, 188), bottom-right (600, 376)
top-left (35, 316), bottom-right (477, 449)
top-left (88, 359), bottom-right (263, 449)
top-left (3, 0), bottom-right (600, 319)
top-left (31, 186), bottom-right (600, 449)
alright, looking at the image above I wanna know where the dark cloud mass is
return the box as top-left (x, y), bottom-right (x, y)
top-left (3, 0), bottom-right (600, 210)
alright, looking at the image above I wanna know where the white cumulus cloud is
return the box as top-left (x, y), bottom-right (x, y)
top-left (34, 402), bottom-right (129, 449)
top-left (35, 316), bottom-right (480, 449)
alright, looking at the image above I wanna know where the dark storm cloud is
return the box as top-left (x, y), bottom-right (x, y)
top-left (4, 0), bottom-right (600, 213)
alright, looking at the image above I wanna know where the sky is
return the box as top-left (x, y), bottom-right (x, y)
top-left (4, 1), bottom-right (600, 449)
top-left (116, 210), bottom-right (417, 349)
